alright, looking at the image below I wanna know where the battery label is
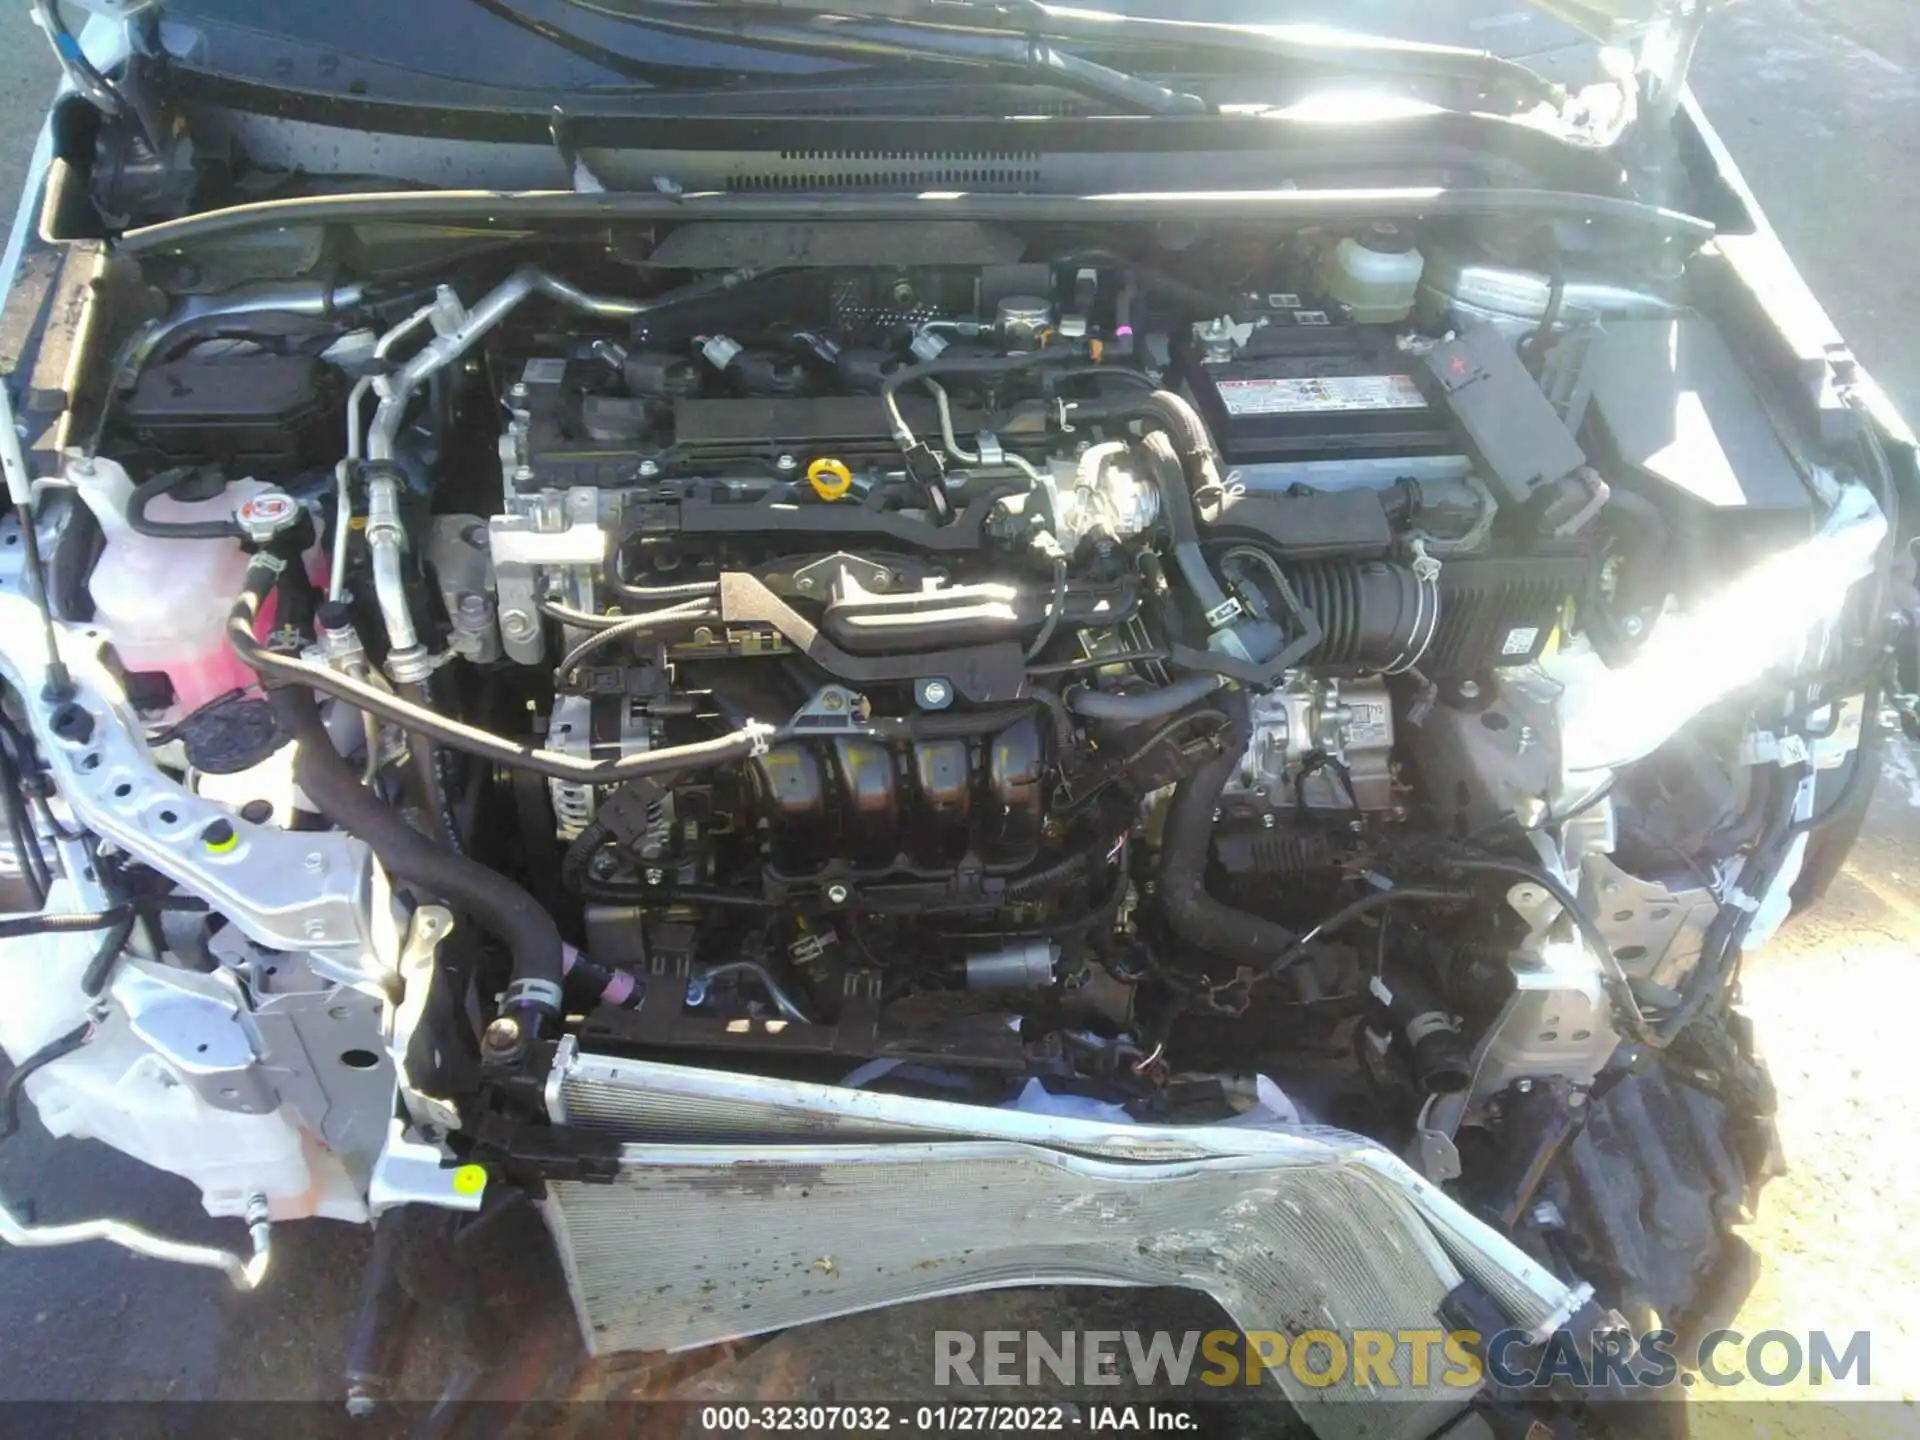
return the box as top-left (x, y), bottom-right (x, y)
top-left (1215, 374), bottom-right (1427, 416)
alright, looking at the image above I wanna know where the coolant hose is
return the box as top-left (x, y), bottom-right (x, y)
top-left (1156, 689), bottom-right (1304, 966)
top-left (1137, 429), bottom-right (1237, 624)
top-left (562, 942), bottom-right (640, 1008)
top-left (268, 685), bottom-right (564, 1029)
top-left (1067, 671), bottom-right (1222, 724)
top-left (127, 469), bottom-right (246, 542)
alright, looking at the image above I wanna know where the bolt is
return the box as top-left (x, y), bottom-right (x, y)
top-left (346, 1393), bottom-right (377, 1420)
top-left (1262, 813), bottom-right (1276, 830)
top-left (305, 852), bottom-right (326, 873)
top-left (685, 978), bottom-right (710, 1007)
top-left (776, 453), bottom-right (799, 473)
top-left (1529, 1200), bottom-right (1564, 1229)
top-left (921, 680), bottom-right (950, 707)
top-left (638, 459), bottom-right (661, 480)
top-left (481, 1016), bottom-right (525, 1062)
top-left (1458, 680), bottom-right (1482, 700)
top-left (1515, 1078), bottom-right (1534, 1095)
top-left (590, 852), bottom-right (621, 880)
top-left (1622, 615), bottom-right (1646, 638)
top-left (821, 691), bottom-right (846, 712)
top-left (305, 919), bottom-right (328, 941)
top-left (692, 626), bottom-right (716, 645)
top-left (824, 883), bottom-right (852, 906)
top-left (1517, 725), bottom-right (1538, 753)
top-left (644, 868), bottom-right (667, 886)
top-left (509, 382), bottom-right (529, 400)
top-left (502, 611), bottom-right (536, 641)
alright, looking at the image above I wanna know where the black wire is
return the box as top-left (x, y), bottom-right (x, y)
top-left (0, 1020), bottom-right (91, 1141)
top-left (1027, 646), bottom-right (1170, 677)
top-left (1025, 557), bottom-right (1069, 662)
top-left (1443, 853), bottom-right (1656, 1045)
top-left (460, 0), bottom-right (772, 86)
top-left (554, 603), bottom-right (719, 677)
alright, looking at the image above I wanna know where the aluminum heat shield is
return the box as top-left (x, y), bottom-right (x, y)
top-left (542, 1048), bottom-right (1592, 1435)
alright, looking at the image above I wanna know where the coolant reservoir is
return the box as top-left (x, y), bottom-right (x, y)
top-left (70, 455), bottom-right (268, 715)
top-left (1318, 226), bottom-right (1426, 324)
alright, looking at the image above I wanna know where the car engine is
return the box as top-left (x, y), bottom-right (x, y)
top-left (0, 217), bottom-right (1897, 1390)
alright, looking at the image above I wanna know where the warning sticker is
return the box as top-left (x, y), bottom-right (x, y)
top-left (1215, 374), bottom-right (1427, 416)
top-left (1501, 627), bottom-right (1542, 658)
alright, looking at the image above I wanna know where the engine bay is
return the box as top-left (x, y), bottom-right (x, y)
top-left (0, 210), bottom-right (1897, 1360)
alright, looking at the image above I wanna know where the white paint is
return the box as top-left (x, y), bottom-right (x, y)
top-left (1881, 736), bottom-right (1920, 809)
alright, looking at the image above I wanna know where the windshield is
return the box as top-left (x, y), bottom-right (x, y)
top-left (157, 0), bottom-right (1609, 95)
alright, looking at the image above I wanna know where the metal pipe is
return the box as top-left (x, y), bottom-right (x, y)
top-left (0, 1190), bottom-right (271, 1290)
top-left (366, 266), bottom-right (762, 463)
top-left (364, 472), bottom-right (417, 656)
top-left (122, 281), bottom-right (367, 381)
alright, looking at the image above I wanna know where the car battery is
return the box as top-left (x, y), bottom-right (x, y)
top-left (1182, 310), bottom-right (1455, 465)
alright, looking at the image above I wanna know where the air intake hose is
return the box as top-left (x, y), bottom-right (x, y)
top-left (1285, 560), bottom-right (1429, 671)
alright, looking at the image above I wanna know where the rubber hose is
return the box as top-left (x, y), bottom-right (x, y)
top-left (78, 912), bottom-right (139, 998)
top-left (127, 470), bottom-right (246, 542)
top-left (0, 1020), bottom-right (90, 1140)
top-left (269, 686), bottom-right (564, 1026)
top-left (1156, 689), bottom-right (1305, 966)
top-left (1068, 671), bottom-right (1222, 724)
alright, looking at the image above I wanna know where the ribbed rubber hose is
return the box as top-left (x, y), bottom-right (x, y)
top-left (268, 686), bottom-right (564, 1026)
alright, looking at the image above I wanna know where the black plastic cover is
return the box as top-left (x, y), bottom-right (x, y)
top-left (1416, 327), bottom-right (1586, 506)
top-left (1582, 318), bottom-right (1814, 553)
top-left (1196, 486), bottom-right (1393, 559)
top-left (123, 353), bottom-right (341, 480)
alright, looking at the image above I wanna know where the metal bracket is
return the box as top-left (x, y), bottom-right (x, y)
top-left (390, 906), bottom-right (464, 1134)
top-left (0, 593), bottom-right (383, 956)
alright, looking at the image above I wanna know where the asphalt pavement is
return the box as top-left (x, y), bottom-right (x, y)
top-left (0, 0), bottom-right (1916, 1408)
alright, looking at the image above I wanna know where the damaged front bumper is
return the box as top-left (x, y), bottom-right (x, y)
top-left (537, 1044), bottom-right (1593, 1431)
